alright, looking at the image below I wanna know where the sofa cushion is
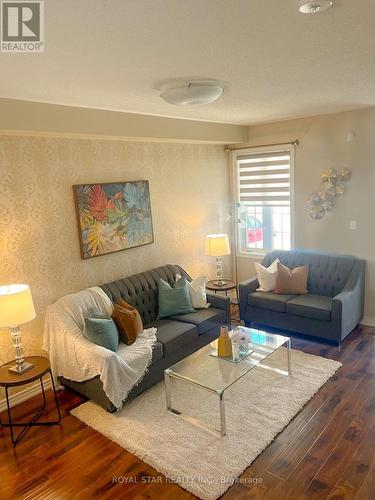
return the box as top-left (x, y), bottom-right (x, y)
top-left (247, 291), bottom-right (296, 313)
top-left (286, 294), bottom-right (332, 321)
top-left (146, 319), bottom-right (198, 356)
top-left (171, 307), bottom-right (226, 335)
top-left (151, 341), bottom-right (164, 362)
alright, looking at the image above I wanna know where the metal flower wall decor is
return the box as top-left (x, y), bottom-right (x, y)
top-left (307, 168), bottom-right (352, 220)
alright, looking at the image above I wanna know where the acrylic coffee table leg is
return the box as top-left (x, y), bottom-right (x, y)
top-left (287, 338), bottom-right (292, 375)
top-left (219, 391), bottom-right (226, 437)
top-left (164, 370), bottom-right (172, 411)
top-left (164, 370), bottom-right (226, 437)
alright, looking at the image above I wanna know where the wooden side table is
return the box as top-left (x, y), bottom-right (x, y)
top-left (0, 356), bottom-right (61, 447)
top-left (206, 279), bottom-right (239, 304)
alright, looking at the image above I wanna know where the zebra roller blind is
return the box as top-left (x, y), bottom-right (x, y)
top-left (237, 150), bottom-right (291, 206)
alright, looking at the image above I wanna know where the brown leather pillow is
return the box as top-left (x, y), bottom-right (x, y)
top-left (275, 262), bottom-right (308, 295)
top-left (112, 299), bottom-right (143, 345)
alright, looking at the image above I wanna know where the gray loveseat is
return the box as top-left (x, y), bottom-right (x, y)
top-left (60, 264), bottom-right (231, 411)
top-left (239, 249), bottom-right (365, 344)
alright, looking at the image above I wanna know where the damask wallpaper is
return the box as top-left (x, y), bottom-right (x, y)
top-left (0, 135), bottom-right (231, 371)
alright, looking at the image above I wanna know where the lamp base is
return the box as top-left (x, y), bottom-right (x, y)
top-left (8, 362), bottom-right (34, 375)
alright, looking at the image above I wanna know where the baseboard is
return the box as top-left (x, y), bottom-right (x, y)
top-left (361, 317), bottom-right (375, 327)
top-left (0, 378), bottom-right (52, 413)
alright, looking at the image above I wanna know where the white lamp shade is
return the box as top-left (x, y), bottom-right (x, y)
top-left (205, 234), bottom-right (231, 257)
top-left (0, 284), bottom-right (36, 327)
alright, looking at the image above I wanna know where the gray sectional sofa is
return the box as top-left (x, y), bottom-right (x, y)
top-left (60, 264), bottom-right (231, 411)
top-left (239, 249), bottom-right (365, 344)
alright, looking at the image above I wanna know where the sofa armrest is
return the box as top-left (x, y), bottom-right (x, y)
top-left (332, 260), bottom-right (365, 332)
top-left (239, 276), bottom-right (259, 293)
top-left (238, 277), bottom-right (259, 320)
top-left (206, 293), bottom-right (231, 327)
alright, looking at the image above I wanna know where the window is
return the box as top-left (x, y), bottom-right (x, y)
top-left (233, 145), bottom-right (294, 255)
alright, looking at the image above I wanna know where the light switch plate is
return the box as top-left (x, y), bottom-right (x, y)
top-left (349, 220), bottom-right (357, 230)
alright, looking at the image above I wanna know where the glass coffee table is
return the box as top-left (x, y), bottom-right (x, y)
top-left (164, 327), bottom-right (291, 437)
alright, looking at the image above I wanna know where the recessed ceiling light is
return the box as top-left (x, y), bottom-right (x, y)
top-left (160, 82), bottom-right (224, 106)
top-left (298, 0), bottom-right (334, 14)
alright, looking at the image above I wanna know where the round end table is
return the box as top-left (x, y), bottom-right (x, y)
top-left (0, 356), bottom-right (61, 447)
top-left (206, 279), bottom-right (239, 304)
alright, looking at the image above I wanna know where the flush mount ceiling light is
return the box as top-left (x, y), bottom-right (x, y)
top-left (160, 82), bottom-right (223, 106)
top-left (298, 0), bottom-right (334, 13)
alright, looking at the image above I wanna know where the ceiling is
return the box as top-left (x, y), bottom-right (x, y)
top-left (1, 0), bottom-right (375, 125)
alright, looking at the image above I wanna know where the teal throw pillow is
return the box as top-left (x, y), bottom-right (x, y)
top-left (157, 276), bottom-right (195, 319)
top-left (84, 314), bottom-right (119, 352)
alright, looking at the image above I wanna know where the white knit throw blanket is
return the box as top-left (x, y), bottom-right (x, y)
top-left (43, 286), bottom-right (157, 410)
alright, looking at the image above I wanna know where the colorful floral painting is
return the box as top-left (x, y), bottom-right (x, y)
top-left (73, 181), bottom-right (154, 259)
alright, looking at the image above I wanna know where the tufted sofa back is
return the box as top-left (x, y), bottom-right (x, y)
top-left (99, 264), bottom-right (190, 325)
top-left (262, 249), bottom-right (357, 297)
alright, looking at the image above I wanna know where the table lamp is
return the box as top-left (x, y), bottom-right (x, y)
top-left (205, 234), bottom-right (231, 286)
top-left (0, 284), bottom-right (36, 374)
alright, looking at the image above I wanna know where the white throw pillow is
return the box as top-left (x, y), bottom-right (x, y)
top-left (176, 274), bottom-right (210, 309)
top-left (255, 258), bottom-right (280, 292)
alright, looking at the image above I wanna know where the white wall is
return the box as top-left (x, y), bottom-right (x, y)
top-left (236, 107), bottom-right (375, 323)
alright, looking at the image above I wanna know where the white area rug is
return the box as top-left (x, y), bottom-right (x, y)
top-left (71, 348), bottom-right (341, 499)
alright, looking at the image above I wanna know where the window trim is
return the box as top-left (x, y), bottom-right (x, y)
top-left (231, 144), bottom-right (295, 257)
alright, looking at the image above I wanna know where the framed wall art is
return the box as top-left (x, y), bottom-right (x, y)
top-left (73, 181), bottom-right (154, 259)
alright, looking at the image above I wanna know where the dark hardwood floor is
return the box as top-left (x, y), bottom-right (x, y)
top-left (1, 314), bottom-right (374, 499)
